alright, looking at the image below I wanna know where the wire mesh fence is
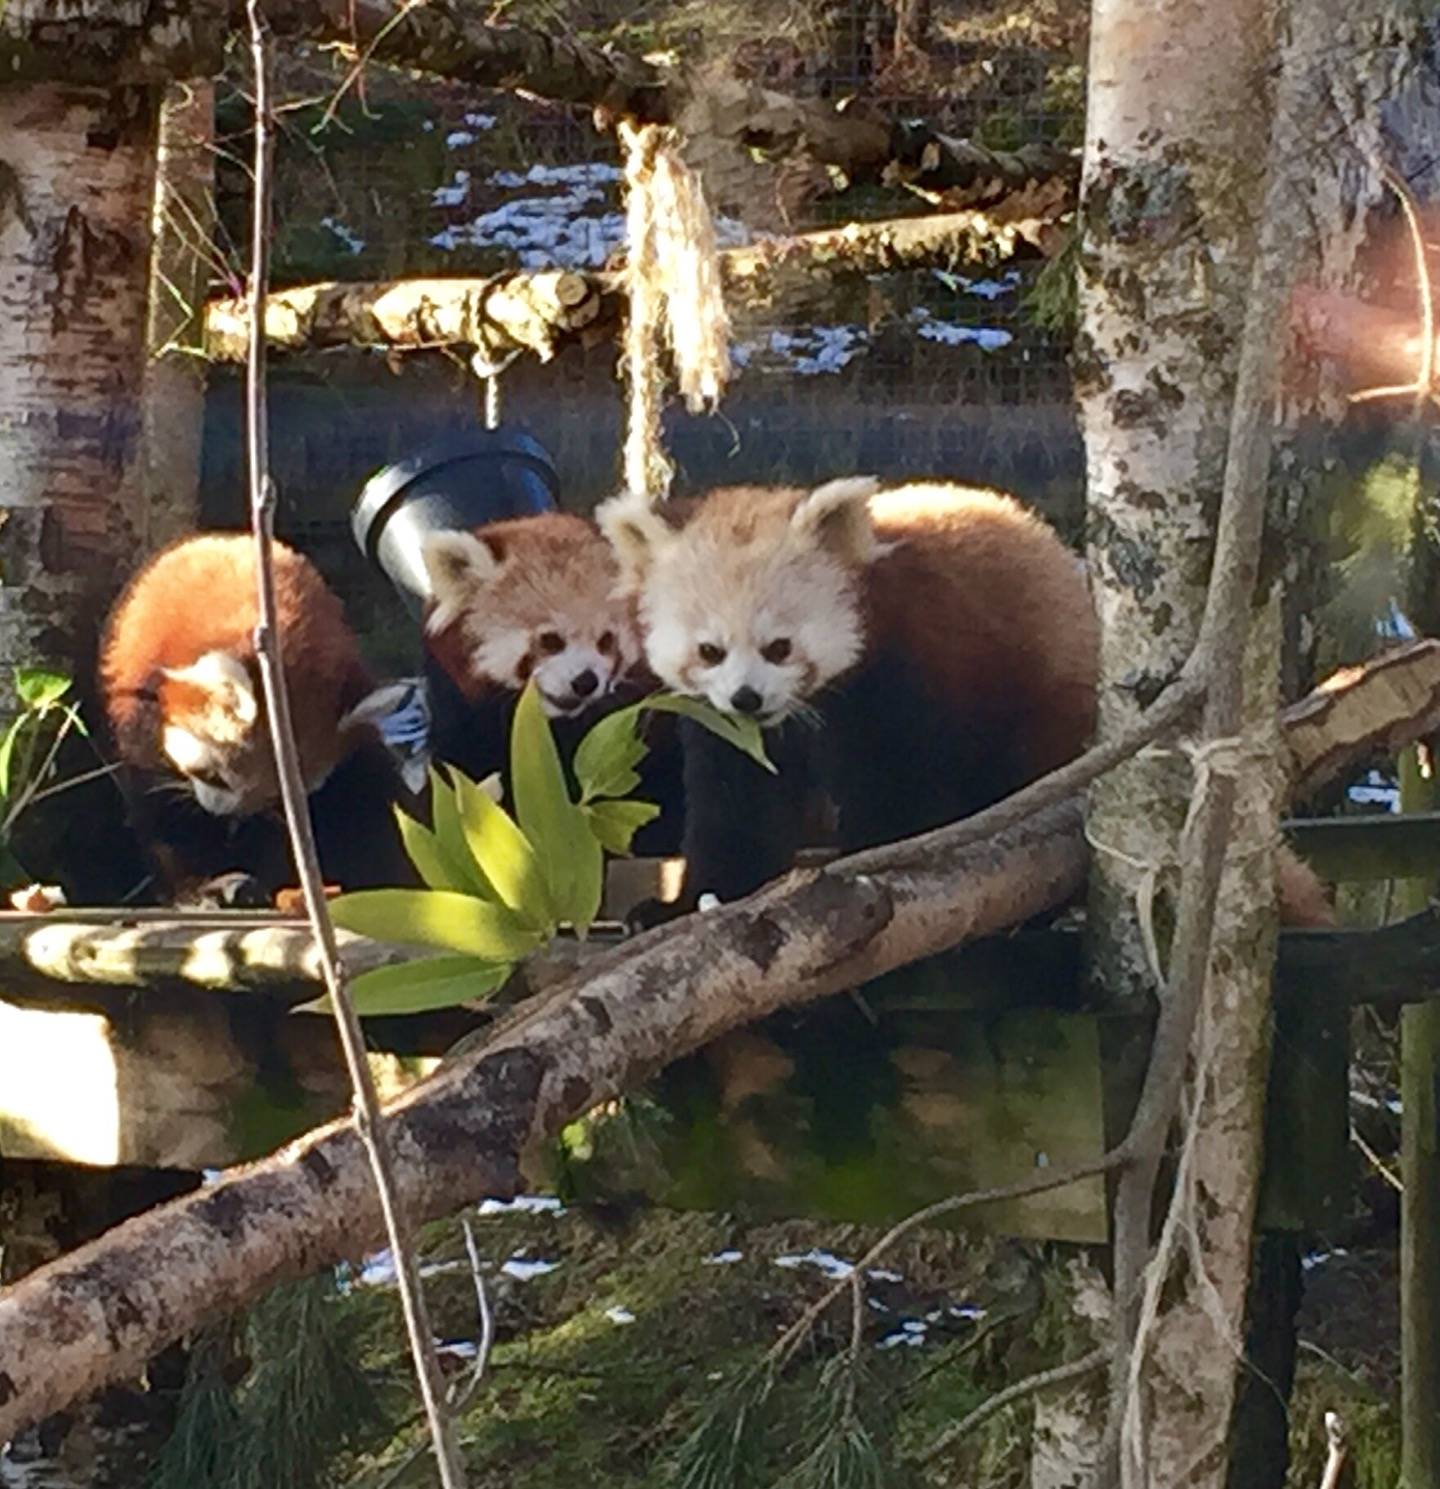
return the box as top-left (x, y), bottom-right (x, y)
top-left (197, 0), bottom-right (1089, 661)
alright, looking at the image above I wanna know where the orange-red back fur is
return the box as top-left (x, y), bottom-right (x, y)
top-left (101, 533), bottom-right (372, 802)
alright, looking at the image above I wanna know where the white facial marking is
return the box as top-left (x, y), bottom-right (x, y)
top-left (533, 642), bottom-right (616, 718)
top-left (162, 725), bottom-right (245, 816)
top-left (162, 725), bottom-right (210, 774)
top-left (161, 652), bottom-right (258, 731)
top-left (192, 779), bottom-right (244, 816)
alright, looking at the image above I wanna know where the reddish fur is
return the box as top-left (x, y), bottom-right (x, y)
top-left (101, 533), bottom-right (373, 792)
top-left (864, 488), bottom-right (1099, 785)
top-left (636, 480), bottom-right (1331, 927)
top-left (424, 511), bottom-right (642, 697)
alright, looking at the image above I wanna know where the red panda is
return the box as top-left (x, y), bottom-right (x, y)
top-left (100, 533), bottom-right (413, 904)
top-left (599, 477), bottom-right (1334, 926)
top-left (420, 512), bottom-right (683, 851)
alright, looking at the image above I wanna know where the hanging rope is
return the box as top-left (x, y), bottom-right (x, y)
top-left (618, 120), bottom-right (733, 499)
top-left (470, 348), bottom-right (518, 431)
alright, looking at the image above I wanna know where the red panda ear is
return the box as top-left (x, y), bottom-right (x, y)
top-left (159, 652), bottom-right (258, 728)
top-left (596, 492), bottom-right (677, 593)
top-left (423, 530), bottom-right (503, 596)
top-left (790, 477), bottom-right (881, 563)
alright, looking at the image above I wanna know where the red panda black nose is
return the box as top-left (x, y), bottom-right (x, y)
top-left (731, 686), bottom-right (763, 715)
top-left (571, 669), bottom-right (599, 698)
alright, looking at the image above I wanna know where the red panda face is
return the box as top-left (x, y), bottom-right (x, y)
top-left (422, 516), bottom-right (642, 719)
top-left (598, 479), bottom-right (877, 725)
top-left (101, 532), bottom-right (376, 821)
top-left (155, 652), bottom-right (279, 816)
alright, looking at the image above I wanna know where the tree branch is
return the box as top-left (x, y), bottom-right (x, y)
top-left (202, 208), bottom-right (1055, 364)
top-left (1284, 639), bottom-right (1440, 800)
top-left (0, 629), bottom-right (1431, 1437)
top-left (243, 9), bottom-right (463, 1483)
top-left (0, 800), bottom-right (1085, 1443)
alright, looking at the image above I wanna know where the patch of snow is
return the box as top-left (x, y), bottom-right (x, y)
top-left (464, 111), bottom-right (498, 130)
top-left (478, 1194), bottom-right (565, 1217)
top-left (773, 1248), bottom-right (854, 1280)
top-left (359, 1249), bottom-right (396, 1287)
top-left (1348, 768), bottom-right (1400, 812)
top-left (446, 130), bottom-right (478, 149)
top-left (1379, 599), bottom-right (1417, 640)
top-left (703, 1249), bottom-right (744, 1265)
top-left (931, 267), bottom-right (1021, 300)
top-left (866, 1267), bottom-right (903, 1283)
top-left (490, 162), bottom-right (622, 190)
top-left (436, 1338), bottom-right (479, 1359)
top-left (321, 217), bottom-right (366, 255)
top-left (432, 169), bottom-right (471, 208)
top-left (605, 1306), bottom-right (637, 1325)
top-left (948, 1303), bottom-right (986, 1320)
top-left (1301, 1247), bottom-right (1348, 1272)
top-left (877, 1328), bottom-right (927, 1350)
top-left (867, 1298), bottom-right (890, 1313)
top-left (765, 324), bottom-right (869, 376)
top-left (501, 1256), bottom-right (561, 1280)
top-left (910, 308), bottom-right (1013, 351)
top-left (900, 1319), bottom-right (927, 1334)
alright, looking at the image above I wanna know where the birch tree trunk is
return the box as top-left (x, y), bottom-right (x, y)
top-left (1079, 2), bottom-right (1285, 1484)
top-left (0, 82), bottom-right (159, 717)
top-left (140, 80), bottom-right (214, 549)
top-left (1080, 1), bottom-right (1427, 1485)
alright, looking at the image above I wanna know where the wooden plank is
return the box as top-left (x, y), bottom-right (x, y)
top-left (0, 984), bottom-right (436, 1169)
top-left (1398, 750), bottom-right (1440, 1489)
top-left (558, 998), bottom-right (1119, 1244)
top-left (1286, 811), bottom-right (1440, 883)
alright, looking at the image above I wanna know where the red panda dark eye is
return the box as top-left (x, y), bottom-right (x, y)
top-left (697, 642), bottom-right (726, 666)
top-left (597, 631), bottom-right (616, 655)
top-left (761, 638), bottom-right (792, 664)
top-left (537, 630), bottom-right (565, 655)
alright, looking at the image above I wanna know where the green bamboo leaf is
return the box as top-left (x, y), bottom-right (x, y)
top-left (330, 889), bottom-right (542, 960)
top-left (427, 767), bottom-right (494, 898)
top-left (14, 668), bottom-right (71, 711)
top-left (450, 767), bottom-right (555, 929)
top-left (573, 702), bottom-right (648, 803)
top-left (583, 798), bottom-right (660, 856)
top-left (0, 715), bottom-right (28, 802)
top-left (511, 681), bottom-right (603, 932)
top-left (293, 955), bottom-right (511, 1017)
top-left (394, 807), bottom-right (466, 891)
top-left (640, 694), bottom-right (775, 773)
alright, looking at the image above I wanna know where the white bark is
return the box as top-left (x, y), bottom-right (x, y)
top-left (1080, 2), bottom-right (1285, 1485)
top-left (140, 80), bottom-right (213, 549)
top-left (0, 84), bottom-right (158, 714)
top-left (1081, 2), bottom-right (1424, 1486)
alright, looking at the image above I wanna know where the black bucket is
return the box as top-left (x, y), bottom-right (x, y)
top-left (352, 428), bottom-right (560, 618)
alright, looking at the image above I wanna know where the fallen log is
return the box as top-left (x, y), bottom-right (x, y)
top-left (0, 639), bottom-right (1437, 1437)
top-left (202, 209), bottom-right (1056, 364)
top-left (0, 800), bottom-right (1083, 1441)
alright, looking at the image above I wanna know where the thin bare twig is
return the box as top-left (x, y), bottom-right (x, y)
top-left (453, 1219), bottom-right (496, 1410)
top-left (241, 7), bottom-right (466, 1486)
top-left (1353, 1128), bottom-right (1404, 1192)
top-left (916, 1347), bottom-right (1110, 1465)
top-left (1319, 1410), bottom-right (1348, 1489)
top-left (768, 1153), bottom-right (1121, 1371)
